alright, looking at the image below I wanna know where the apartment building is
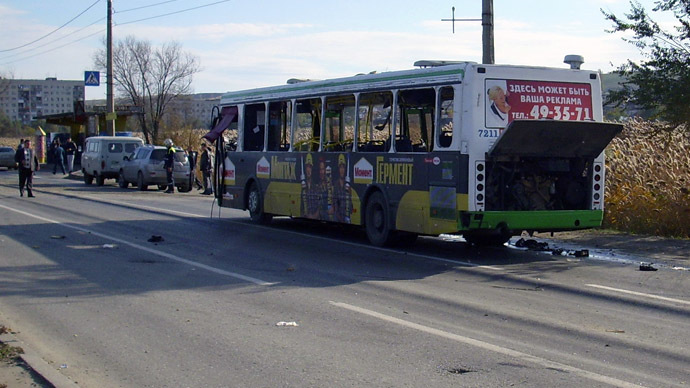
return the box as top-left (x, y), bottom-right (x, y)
top-left (0, 77), bottom-right (85, 125)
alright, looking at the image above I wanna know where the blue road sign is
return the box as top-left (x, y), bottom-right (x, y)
top-left (84, 71), bottom-right (100, 86)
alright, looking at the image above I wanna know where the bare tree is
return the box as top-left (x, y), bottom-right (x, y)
top-left (94, 36), bottom-right (200, 144)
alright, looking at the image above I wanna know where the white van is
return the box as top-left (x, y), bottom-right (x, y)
top-left (81, 136), bottom-right (144, 185)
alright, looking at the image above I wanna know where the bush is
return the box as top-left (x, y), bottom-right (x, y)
top-left (605, 118), bottom-right (690, 237)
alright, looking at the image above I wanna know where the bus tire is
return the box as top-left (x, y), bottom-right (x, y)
top-left (96, 174), bottom-right (105, 186)
top-left (248, 182), bottom-right (272, 224)
top-left (365, 191), bottom-right (394, 247)
top-left (84, 172), bottom-right (93, 185)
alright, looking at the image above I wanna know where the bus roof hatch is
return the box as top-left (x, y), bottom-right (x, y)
top-left (488, 120), bottom-right (623, 159)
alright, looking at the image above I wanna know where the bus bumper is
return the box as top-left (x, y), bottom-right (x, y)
top-left (458, 210), bottom-right (604, 232)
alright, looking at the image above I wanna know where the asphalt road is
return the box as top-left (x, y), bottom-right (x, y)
top-left (0, 168), bottom-right (688, 388)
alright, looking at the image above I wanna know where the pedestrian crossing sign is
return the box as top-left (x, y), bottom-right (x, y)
top-left (84, 71), bottom-right (100, 86)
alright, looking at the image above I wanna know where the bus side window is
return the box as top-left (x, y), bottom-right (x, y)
top-left (437, 86), bottom-right (455, 149)
top-left (324, 95), bottom-right (355, 152)
top-left (268, 101), bottom-right (291, 151)
top-left (358, 92), bottom-right (392, 152)
top-left (243, 103), bottom-right (265, 151)
top-left (293, 98), bottom-right (321, 152)
top-left (397, 88), bottom-right (435, 152)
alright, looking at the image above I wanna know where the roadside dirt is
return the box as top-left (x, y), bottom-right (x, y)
top-left (0, 358), bottom-right (52, 388)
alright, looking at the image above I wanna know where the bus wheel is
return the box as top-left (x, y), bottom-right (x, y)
top-left (248, 183), bottom-right (272, 224)
top-left (84, 172), bottom-right (93, 185)
top-left (96, 174), bottom-right (105, 186)
top-left (365, 191), bottom-right (394, 246)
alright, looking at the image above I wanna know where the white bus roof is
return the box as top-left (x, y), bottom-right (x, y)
top-left (220, 62), bottom-right (474, 105)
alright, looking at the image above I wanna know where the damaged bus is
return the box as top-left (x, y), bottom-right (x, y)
top-left (203, 58), bottom-right (622, 246)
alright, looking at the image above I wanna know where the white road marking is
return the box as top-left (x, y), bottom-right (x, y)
top-left (586, 284), bottom-right (690, 306)
top-left (331, 301), bottom-right (646, 388)
top-left (0, 203), bottom-right (274, 286)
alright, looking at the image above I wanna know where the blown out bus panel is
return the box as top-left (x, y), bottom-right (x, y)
top-left (218, 151), bottom-right (470, 236)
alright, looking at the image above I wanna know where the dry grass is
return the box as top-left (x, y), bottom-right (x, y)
top-left (604, 118), bottom-right (690, 238)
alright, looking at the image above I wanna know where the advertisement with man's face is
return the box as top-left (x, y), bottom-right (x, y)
top-left (485, 79), bottom-right (594, 129)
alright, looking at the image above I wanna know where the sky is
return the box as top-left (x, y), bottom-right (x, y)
top-left (0, 0), bottom-right (671, 101)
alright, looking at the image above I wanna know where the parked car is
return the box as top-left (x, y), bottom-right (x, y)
top-left (81, 136), bottom-right (144, 185)
top-left (0, 146), bottom-right (17, 169)
top-left (118, 145), bottom-right (191, 192)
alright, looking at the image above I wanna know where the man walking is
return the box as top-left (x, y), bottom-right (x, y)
top-left (14, 139), bottom-right (39, 197)
top-left (53, 141), bottom-right (66, 175)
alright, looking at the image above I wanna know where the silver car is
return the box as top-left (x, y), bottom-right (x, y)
top-left (0, 146), bottom-right (17, 169)
top-left (118, 145), bottom-right (191, 191)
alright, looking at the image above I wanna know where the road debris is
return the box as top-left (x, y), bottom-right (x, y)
top-left (50, 235), bottom-right (66, 239)
top-left (275, 321), bottom-right (299, 327)
top-left (639, 263), bottom-right (658, 271)
top-left (515, 238), bottom-right (589, 257)
top-left (147, 235), bottom-right (164, 243)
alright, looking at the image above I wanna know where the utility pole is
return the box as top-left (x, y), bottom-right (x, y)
top-left (442, 1), bottom-right (495, 65)
top-left (482, 0), bottom-right (494, 64)
top-left (106, 0), bottom-right (115, 135)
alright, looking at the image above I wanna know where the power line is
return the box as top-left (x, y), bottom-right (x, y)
top-left (0, 0), bottom-right (102, 53)
top-left (0, 29), bottom-right (105, 67)
top-left (0, 0), bottom-right (231, 66)
top-left (0, 17), bottom-right (106, 61)
top-left (115, 0), bottom-right (180, 14)
top-left (116, 0), bottom-right (231, 25)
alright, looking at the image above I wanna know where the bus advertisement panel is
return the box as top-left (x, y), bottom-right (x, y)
top-left (485, 79), bottom-right (594, 128)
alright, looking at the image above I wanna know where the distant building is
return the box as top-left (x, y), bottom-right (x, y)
top-left (86, 93), bottom-right (222, 129)
top-left (165, 93), bottom-right (222, 128)
top-left (0, 77), bottom-right (85, 125)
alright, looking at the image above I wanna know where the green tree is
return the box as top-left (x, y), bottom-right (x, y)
top-left (602, 1), bottom-right (690, 133)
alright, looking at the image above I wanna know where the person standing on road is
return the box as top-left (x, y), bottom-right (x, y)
top-left (199, 143), bottom-right (213, 195)
top-left (163, 138), bottom-right (176, 194)
top-left (14, 139), bottom-right (39, 197)
top-left (53, 141), bottom-right (66, 175)
top-left (63, 136), bottom-right (77, 173)
top-left (186, 145), bottom-right (203, 190)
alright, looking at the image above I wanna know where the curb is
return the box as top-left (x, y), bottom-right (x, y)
top-left (1, 331), bottom-right (77, 388)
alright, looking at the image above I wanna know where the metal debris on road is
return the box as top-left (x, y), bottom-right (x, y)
top-left (515, 238), bottom-right (589, 257)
